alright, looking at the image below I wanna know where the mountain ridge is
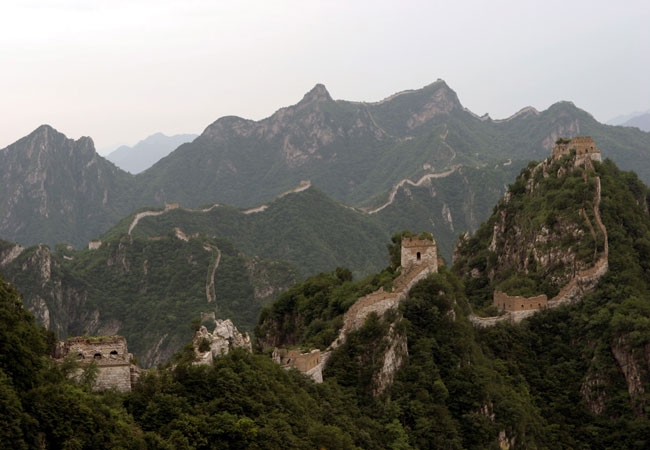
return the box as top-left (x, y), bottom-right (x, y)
top-left (3, 81), bottom-right (650, 251)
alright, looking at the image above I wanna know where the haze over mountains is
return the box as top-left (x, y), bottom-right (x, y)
top-left (620, 112), bottom-right (650, 132)
top-left (1, 80), bottom-right (649, 256)
top-left (106, 132), bottom-right (198, 174)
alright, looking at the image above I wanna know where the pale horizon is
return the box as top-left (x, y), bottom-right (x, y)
top-left (2, 0), bottom-right (649, 154)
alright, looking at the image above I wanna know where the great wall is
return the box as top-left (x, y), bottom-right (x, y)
top-left (471, 137), bottom-right (608, 327)
top-left (273, 236), bottom-right (440, 385)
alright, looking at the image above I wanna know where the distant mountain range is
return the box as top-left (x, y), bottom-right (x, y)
top-left (2, 80), bottom-right (650, 254)
top-left (106, 132), bottom-right (198, 174)
top-left (607, 108), bottom-right (650, 126)
top-left (619, 112), bottom-right (650, 132)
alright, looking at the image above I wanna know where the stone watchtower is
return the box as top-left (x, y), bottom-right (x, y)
top-left (401, 237), bottom-right (438, 272)
top-left (53, 336), bottom-right (140, 392)
top-left (551, 136), bottom-right (602, 163)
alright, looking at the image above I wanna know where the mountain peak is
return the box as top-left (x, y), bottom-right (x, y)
top-left (299, 83), bottom-right (333, 104)
top-left (29, 124), bottom-right (58, 139)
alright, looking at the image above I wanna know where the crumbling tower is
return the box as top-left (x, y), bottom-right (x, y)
top-left (400, 237), bottom-right (438, 272)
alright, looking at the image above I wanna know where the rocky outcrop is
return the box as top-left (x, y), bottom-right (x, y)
top-left (581, 363), bottom-right (607, 415)
top-left (0, 243), bottom-right (24, 267)
top-left (192, 320), bottom-right (251, 365)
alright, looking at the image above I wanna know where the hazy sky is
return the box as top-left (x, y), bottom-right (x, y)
top-left (1, 0), bottom-right (649, 154)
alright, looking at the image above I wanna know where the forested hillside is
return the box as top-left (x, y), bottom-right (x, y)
top-left (0, 233), bottom-right (296, 367)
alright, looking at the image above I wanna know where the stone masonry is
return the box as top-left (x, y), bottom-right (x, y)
top-left (552, 136), bottom-right (602, 163)
top-left (272, 348), bottom-right (325, 383)
top-left (493, 291), bottom-right (548, 311)
top-left (401, 237), bottom-right (438, 272)
top-left (53, 336), bottom-right (140, 392)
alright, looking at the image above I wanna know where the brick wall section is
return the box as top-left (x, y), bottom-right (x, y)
top-left (548, 176), bottom-right (608, 307)
top-left (493, 291), bottom-right (548, 311)
top-left (273, 348), bottom-right (322, 379)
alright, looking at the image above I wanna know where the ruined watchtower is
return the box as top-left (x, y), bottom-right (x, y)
top-left (552, 136), bottom-right (602, 163)
top-left (401, 237), bottom-right (438, 272)
top-left (53, 336), bottom-right (140, 392)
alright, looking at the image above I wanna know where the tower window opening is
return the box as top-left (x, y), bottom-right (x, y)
top-left (416, 252), bottom-right (421, 260)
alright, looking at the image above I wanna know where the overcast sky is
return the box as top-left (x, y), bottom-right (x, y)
top-left (1, 0), bottom-right (649, 154)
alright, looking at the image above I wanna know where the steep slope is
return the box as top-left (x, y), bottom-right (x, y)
top-left (255, 248), bottom-right (550, 447)
top-left (453, 145), bottom-right (605, 313)
top-left (0, 125), bottom-right (135, 247)
top-left (0, 234), bottom-right (296, 367)
top-left (450, 139), bottom-right (650, 437)
top-left (106, 132), bottom-right (198, 174)
top-left (472, 159), bottom-right (650, 444)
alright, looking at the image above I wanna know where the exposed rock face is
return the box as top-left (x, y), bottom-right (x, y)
top-left (611, 338), bottom-right (649, 414)
top-left (581, 362), bottom-right (607, 415)
top-left (0, 243), bottom-right (24, 266)
top-left (192, 320), bottom-right (252, 365)
top-left (372, 324), bottom-right (408, 396)
top-left (53, 335), bottom-right (140, 393)
top-left (0, 125), bottom-right (134, 248)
